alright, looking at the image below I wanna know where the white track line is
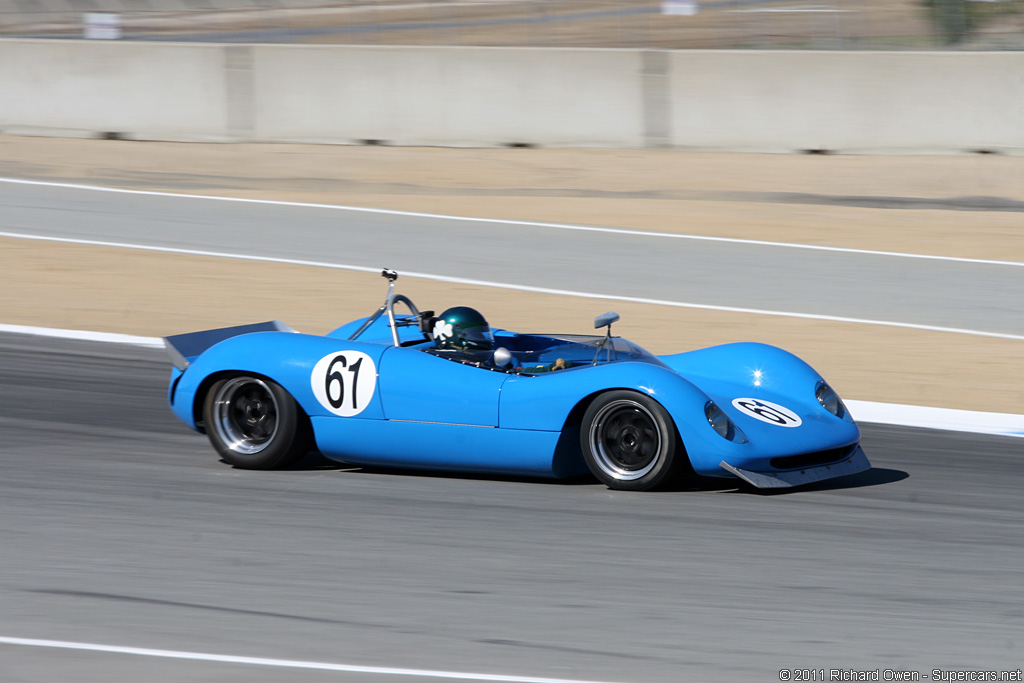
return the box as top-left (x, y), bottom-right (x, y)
top-left (727, 6), bottom-right (857, 12)
top-left (2, 231), bottom-right (1022, 342)
top-left (0, 323), bottom-right (165, 347)
top-left (845, 401), bottom-right (1024, 439)
top-left (2, 176), bottom-right (1021, 268)
top-left (0, 636), bottom-right (622, 683)
top-left (1, 323), bottom-right (1021, 437)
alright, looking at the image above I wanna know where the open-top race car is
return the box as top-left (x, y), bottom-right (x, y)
top-left (164, 269), bottom-right (869, 491)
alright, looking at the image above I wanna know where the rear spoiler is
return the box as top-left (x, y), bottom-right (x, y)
top-left (163, 320), bottom-right (295, 371)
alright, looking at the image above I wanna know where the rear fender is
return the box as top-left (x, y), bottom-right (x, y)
top-left (168, 331), bottom-right (391, 430)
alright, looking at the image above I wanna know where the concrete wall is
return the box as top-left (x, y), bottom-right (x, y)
top-left (1, 39), bottom-right (1022, 152)
top-left (250, 46), bottom-right (646, 147)
top-left (0, 40), bottom-right (230, 141)
top-left (668, 51), bottom-right (1024, 153)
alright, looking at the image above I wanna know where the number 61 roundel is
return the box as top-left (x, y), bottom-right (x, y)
top-left (311, 351), bottom-right (377, 417)
top-left (731, 397), bottom-right (802, 428)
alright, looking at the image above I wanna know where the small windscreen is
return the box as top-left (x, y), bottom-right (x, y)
top-left (498, 334), bottom-right (667, 372)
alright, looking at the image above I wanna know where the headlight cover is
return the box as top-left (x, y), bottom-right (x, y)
top-left (815, 381), bottom-right (853, 422)
top-left (705, 401), bottom-right (748, 443)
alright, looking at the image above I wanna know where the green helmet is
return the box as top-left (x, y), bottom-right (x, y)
top-left (433, 306), bottom-right (495, 351)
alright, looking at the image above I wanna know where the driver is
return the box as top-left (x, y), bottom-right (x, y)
top-left (429, 307), bottom-right (569, 373)
top-left (431, 306), bottom-right (496, 356)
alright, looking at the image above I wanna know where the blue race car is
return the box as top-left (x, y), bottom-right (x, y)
top-left (164, 269), bottom-right (869, 491)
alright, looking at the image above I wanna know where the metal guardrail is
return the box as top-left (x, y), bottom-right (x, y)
top-left (0, 0), bottom-right (1022, 49)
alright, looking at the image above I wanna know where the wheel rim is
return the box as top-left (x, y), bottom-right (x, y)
top-left (588, 399), bottom-right (662, 481)
top-left (211, 377), bottom-right (279, 455)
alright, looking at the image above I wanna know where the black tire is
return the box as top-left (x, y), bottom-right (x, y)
top-left (202, 375), bottom-right (310, 469)
top-left (580, 390), bottom-right (679, 491)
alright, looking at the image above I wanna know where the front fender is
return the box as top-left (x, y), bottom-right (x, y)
top-left (499, 361), bottom-right (750, 476)
top-left (499, 361), bottom-right (707, 431)
top-left (660, 342), bottom-right (824, 398)
top-left (662, 342), bottom-right (861, 476)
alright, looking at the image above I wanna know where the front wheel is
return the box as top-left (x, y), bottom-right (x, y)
top-left (203, 375), bottom-right (310, 469)
top-left (580, 390), bottom-right (679, 491)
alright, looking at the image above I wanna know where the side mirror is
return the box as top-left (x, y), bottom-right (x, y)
top-left (594, 312), bottom-right (619, 329)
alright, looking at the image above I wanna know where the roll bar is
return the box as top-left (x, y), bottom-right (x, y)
top-left (348, 269), bottom-right (428, 346)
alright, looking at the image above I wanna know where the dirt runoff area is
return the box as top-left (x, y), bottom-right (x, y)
top-left (1, 134), bottom-right (1021, 414)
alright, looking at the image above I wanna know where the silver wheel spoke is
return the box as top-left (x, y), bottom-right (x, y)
top-left (212, 377), bottom-right (279, 456)
top-left (589, 399), bottom-right (662, 481)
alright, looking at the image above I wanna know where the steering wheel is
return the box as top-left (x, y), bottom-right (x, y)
top-left (387, 293), bottom-right (433, 344)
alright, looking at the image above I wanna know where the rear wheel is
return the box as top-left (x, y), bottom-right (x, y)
top-left (581, 390), bottom-right (679, 491)
top-left (203, 375), bottom-right (310, 469)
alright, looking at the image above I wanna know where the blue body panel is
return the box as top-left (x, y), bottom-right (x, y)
top-left (660, 343), bottom-right (861, 475)
top-left (378, 347), bottom-right (504, 426)
top-left (166, 315), bottom-right (864, 484)
top-left (311, 417), bottom-right (572, 477)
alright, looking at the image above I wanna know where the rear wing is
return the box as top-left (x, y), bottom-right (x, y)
top-left (163, 320), bottom-right (295, 371)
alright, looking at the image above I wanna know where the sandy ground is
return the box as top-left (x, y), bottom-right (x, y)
top-left (1, 134), bottom-right (1021, 413)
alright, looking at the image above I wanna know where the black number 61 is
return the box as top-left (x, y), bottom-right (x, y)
top-left (738, 399), bottom-right (789, 425)
top-left (325, 355), bottom-right (363, 410)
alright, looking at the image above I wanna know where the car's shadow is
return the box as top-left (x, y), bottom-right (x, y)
top-left (270, 451), bottom-right (603, 485)
top-left (271, 452), bottom-right (908, 494)
top-left (277, 450), bottom-right (352, 471)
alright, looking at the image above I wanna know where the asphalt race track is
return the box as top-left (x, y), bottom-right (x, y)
top-left (3, 181), bottom-right (1023, 337)
top-left (2, 332), bottom-right (1022, 683)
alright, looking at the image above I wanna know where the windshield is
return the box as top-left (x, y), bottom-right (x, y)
top-left (495, 333), bottom-right (668, 373)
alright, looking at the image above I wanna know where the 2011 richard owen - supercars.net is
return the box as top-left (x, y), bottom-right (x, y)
top-left (164, 269), bottom-right (870, 491)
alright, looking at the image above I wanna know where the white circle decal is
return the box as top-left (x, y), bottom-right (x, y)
top-left (311, 351), bottom-right (377, 417)
top-left (731, 398), bottom-right (802, 428)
